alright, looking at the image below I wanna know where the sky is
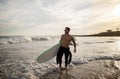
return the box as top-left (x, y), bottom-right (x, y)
top-left (0, 0), bottom-right (120, 36)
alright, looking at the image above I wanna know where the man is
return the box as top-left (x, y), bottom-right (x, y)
top-left (56, 27), bottom-right (76, 70)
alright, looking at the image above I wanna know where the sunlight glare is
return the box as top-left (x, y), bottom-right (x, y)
top-left (113, 4), bottom-right (120, 16)
top-left (117, 40), bottom-right (120, 50)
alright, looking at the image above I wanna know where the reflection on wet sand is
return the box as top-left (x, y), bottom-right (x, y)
top-left (58, 70), bottom-right (75, 79)
top-left (42, 60), bottom-right (120, 79)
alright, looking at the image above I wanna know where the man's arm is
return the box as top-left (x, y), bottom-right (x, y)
top-left (72, 36), bottom-right (76, 53)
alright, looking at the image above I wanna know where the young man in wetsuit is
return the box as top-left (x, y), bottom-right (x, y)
top-left (56, 27), bottom-right (76, 70)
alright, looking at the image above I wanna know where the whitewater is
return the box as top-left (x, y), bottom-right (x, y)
top-left (0, 36), bottom-right (120, 79)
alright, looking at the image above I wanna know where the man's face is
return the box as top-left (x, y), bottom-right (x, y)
top-left (64, 29), bottom-right (69, 34)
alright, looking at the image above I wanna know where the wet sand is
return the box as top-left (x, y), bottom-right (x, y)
top-left (41, 60), bottom-right (120, 79)
top-left (1, 60), bottom-right (120, 79)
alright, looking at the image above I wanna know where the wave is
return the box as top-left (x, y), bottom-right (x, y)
top-left (32, 37), bottom-right (50, 41)
top-left (72, 54), bottom-right (120, 65)
top-left (83, 40), bottom-right (116, 44)
top-left (0, 36), bottom-right (52, 45)
top-left (0, 36), bottom-right (32, 44)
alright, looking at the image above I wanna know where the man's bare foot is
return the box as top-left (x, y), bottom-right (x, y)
top-left (60, 67), bottom-right (66, 71)
top-left (65, 67), bottom-right (67, 70)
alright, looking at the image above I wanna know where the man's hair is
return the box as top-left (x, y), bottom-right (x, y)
top-left (65, 27), bottom-right (70, 31)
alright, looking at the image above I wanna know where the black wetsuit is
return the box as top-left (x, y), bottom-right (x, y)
top-left (56, 46), bottom-right (72, 67)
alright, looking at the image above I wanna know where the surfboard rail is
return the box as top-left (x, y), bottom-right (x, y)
top-left (36, 43), bottom-right (60, 63)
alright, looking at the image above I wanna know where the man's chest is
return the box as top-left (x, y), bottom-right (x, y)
top-left (62, 36), bottom-right (72, 42)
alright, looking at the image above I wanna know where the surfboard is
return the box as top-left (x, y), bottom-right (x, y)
top-left (37, 43), bottom-right (61, 63)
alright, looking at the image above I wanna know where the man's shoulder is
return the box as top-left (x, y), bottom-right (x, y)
top-left (69, 34), bottom-right (73, 37)
top-left (61, 34), bottom-right (64, 37)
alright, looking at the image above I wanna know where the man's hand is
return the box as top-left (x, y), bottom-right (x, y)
top-left (72, 36), bottom-right (76, 53)
top-left (73, 48), bottom-right (76, 53)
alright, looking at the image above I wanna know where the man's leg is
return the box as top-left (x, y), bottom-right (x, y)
top-left (56, 48), bottom-right (61, 64)
top-left (59, 52), bottom-right (63, 70)
top-left (65, 50), bottom-right (69, 68)
top-left (68, 50), bottom-right (72, 64)
top-left (56, 47), bottom-right (64, 70)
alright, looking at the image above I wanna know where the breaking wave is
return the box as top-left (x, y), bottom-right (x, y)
top-left (0, 36), bottom-right (51, 45)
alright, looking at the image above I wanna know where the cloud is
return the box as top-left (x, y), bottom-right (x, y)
top-left (0, 0), bottom-right (120, 35)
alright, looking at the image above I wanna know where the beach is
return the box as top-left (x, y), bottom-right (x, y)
top-left (1, 60), bottom-right (120, 79)
top-left (42, 60), bottom-right (120, 79)
top-left (0, 36), bottom-right (120, 79)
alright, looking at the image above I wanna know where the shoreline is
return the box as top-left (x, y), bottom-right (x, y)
top-left (40, 60), bottom-right (120, 79)
top-left (1, 60), bottom-right (120, 79)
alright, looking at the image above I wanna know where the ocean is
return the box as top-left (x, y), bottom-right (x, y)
top-left (0, 36), bottom-right (120, 79)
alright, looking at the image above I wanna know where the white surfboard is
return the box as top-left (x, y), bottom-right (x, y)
top-left (37, 43), bottom-right (60, 63)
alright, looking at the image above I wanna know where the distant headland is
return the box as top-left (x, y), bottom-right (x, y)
top-left (74, 29), bottom-right (120, 37)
